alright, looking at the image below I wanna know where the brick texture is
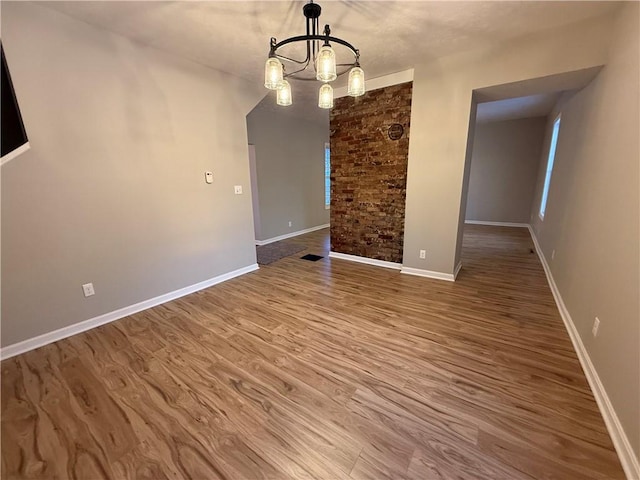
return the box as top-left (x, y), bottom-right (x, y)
top-left (329, 82), bottom-right (412, 263)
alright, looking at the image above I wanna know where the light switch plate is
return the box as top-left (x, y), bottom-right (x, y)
top-left (234, 185), bottom-right (243, 194)
top-left (592, 317), bottom-right (600, 337)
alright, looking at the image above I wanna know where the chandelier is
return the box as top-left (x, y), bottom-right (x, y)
top-left (264, 1), bottom-right (365, 108)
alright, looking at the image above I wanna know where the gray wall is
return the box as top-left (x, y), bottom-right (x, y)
top-left (404, 13), bottom-right (613, 275)
top-left (246, 100), bottom-right (329, 241)
top-left (1, 2), bottom-right (262, 346)
top-left (465, 117), bottom-right (546, 223)
top-left (530, 3), bottom-right (639, 457)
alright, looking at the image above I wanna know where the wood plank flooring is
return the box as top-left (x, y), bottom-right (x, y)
top-left (1, 225), bottom-right (625, 479)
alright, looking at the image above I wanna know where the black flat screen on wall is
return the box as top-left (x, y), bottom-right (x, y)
top-left (1, 44), bottom-right (28, 157)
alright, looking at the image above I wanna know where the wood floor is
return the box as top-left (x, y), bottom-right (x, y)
top-left (1, 225), bottom-right (624, 479)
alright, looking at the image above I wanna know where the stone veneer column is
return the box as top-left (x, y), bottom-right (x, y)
top-left (330, 82), bottom-right (412, 263)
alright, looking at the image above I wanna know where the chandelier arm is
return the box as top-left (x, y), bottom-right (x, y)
top-left (282, 66), bottom-right (353, 81)
top-left (272, 35), bottom-right (359, 59)
top-left (276, 53), bottom-right (312, 65)
top-left (283, 59), bottom-right (313, 78)
top-left (312, 16), bottom-right (319, 64)
top-left (305, 13), bottom-right (312, 67)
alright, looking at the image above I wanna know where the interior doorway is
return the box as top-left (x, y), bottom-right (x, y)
top-left (453, 67), bottom-right (603, 272)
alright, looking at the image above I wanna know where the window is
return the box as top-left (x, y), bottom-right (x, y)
top-left (539, 115), bottom-right (561, 220)
top-left (324, 143), bottom-right (331, 209)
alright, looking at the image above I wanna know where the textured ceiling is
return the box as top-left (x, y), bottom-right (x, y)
top-left (41, 1), bottom-right (620, 84)
top-left (39, 1), bottom-right (619, 115)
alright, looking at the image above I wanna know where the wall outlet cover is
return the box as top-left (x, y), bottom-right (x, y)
top-left (82, 283), bottom-right (95, 297)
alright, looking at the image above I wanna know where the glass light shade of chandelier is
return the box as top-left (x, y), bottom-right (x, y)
top-left (276, 80), bottom-right (292, 106)
top-left (347, 66), bottom-right (365, 97)
top-left (316, 45), bottom-right (337, 82)
top-left (264, 57), bottom-right (283, 90)
top-left (318, 83), bottom-right (334, 109)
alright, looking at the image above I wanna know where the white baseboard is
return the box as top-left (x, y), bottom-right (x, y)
top-left (454, 261), bottom-right (463, 279)
top-left (465, 220), bottom-right (529, 228)
top-left (329, 251), bottom-right (402, 270)
top-left (528, 226), bottom-right (639, 480)
top-left (400, 266), bottom-right (455, 282)
top-left (0, 264), bottom-right (260, 361)
top-left (256, 224), bottom-right (330, 246)
top-left (329, 252), bottom-right (457, 280)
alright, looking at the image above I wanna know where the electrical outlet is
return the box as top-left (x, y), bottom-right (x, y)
top-left (551, 249), bottom-right (556, 260)
top-left (82, 283), bottom-right (95, 297)
top-left (234, 185), bottom-right (243, 194)
top-left (592, 317), bottom-right (600, 337)
top-left (288, 221), bottom-right (292, 227)
top-left (419, 250), bottom-right (426, 259)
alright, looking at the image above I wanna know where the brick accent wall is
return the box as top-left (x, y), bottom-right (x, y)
top-left (330, 82), bottom-right (412, 263)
